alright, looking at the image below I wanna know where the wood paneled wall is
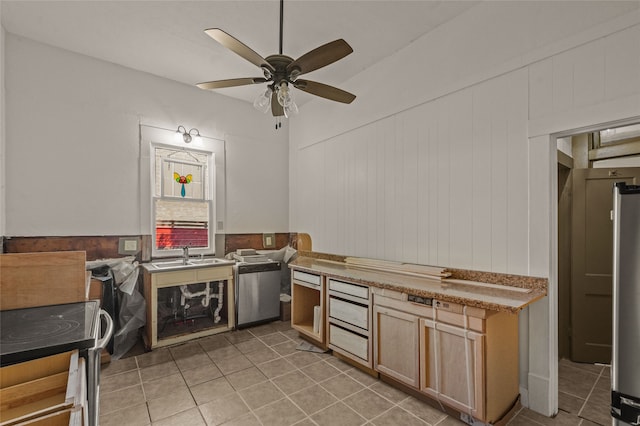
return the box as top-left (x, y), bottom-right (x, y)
top-left (291, 69), bottom-right (529, 275)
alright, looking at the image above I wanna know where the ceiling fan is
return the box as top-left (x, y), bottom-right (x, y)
top-left (196, 0), bottom-right (356, 119)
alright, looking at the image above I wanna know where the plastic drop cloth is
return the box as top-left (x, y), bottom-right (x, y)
top-left (86, 256), bottom-right (146, 360)
top-left (256, 245), bottom-right (297, 296)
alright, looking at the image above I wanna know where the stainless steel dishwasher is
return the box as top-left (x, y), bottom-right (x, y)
top-left (234, 260), bottom-right (282, 328)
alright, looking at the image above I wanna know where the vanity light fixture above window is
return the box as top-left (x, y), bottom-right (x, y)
top-left (175, 125), bottom-right (202, 144)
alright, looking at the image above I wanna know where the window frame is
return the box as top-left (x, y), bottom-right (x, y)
top-left (150, 142), bottom-right (216, 258)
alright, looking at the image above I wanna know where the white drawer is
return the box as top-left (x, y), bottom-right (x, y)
top-left (329, 279), bottom-right (368, 300)
top-left (330, 325), bottom-right (368, 360)
top-left (293, 270), bottom-right (321, 286)
top-left (329, 298), bottom-right (368, 330)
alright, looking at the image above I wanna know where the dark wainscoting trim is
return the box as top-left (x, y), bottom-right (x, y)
top-left (2, 236), bottom-right (151, 261)
top-left (2, 234), bottom-right (300, 261)
top-left (223, 233), bottom-right (298, 256)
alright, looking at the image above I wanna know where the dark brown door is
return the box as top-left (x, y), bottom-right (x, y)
top-left (571, 167), bottom-right (640, 363)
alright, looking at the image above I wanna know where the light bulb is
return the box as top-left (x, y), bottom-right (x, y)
top-left (253, 87), bottom-right (272, 113)
top-left (277, 81), bottom-right (292, 107)
top-left (284, 101), bottom-right (298, 118)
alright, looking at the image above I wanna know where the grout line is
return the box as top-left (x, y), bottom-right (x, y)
top-left (577, 366), bottom-right (605, 418)
top-left (393, 401), bottom-right (432, 425)
top-left (559, 388), bottom-right (589, 403)
top-left (503, 406), bottom-right (525, 425)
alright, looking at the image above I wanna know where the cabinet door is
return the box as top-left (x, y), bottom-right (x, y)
top-left (420, 319), bottom-right (485, 420)
top-left (373, 305), bottom-right (420, 388)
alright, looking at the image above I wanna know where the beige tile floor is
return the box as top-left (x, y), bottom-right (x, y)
top-left (99, 322), bottom-right (612, 426)
top-left (508, 359), bottom-right (612, 426)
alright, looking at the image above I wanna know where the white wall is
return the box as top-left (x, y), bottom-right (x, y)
top-left (290, 1), bottom-right (640, 417)
top-left (225, 133), bottom-right (289, 233)
top-left (3, 34), bottom-right (289, 237)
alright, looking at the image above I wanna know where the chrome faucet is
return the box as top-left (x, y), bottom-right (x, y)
top-left (182, 246), bottom-right (190, 264)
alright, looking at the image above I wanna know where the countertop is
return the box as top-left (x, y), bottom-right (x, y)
top-left (289, 256), bottom-right (547, 314)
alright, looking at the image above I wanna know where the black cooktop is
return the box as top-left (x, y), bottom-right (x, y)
top-left (0, 300), bottom-right (100, 366)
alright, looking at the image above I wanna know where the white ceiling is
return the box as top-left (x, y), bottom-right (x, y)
top-left (0, 0), bottom-right (478, 106)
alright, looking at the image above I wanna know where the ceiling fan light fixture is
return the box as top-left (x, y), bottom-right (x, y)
top-left (198, 0), bottom-right (356, 120)
top-left (288, 67), bottom-right (301, 82)
top-left (276, 81), bottom-right (298, 117)
top-left (253, 87), bottom-right (273, 113)
top-left (277, 81), bottom-right (295, 107)
top-left (283, 101), bottom-right (298, 118)
top-left (261, 66), bottom-right (273, 80)
top-left (276, 81), bottom-right (289, 106)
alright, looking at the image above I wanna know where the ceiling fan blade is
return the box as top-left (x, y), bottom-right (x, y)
top-left (271, 90), bottom-right (284, 117)
top-left (197, 77), bottom-right (267, 90)
top-left (287, 39), bottom-right (353, 76)
top-left (293, 79), bottom-right (356, 104)
top-left (205, 28), bottom-right (275, 73)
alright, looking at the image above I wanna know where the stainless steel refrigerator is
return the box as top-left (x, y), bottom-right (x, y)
top-left (611, 182), bottom-right (640, 426)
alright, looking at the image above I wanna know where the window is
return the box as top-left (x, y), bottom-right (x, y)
top-left (152, 146), bottom-right (214, 256)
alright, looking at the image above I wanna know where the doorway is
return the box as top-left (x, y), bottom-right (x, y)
top-left (557, 124), bottom-right (640, 364)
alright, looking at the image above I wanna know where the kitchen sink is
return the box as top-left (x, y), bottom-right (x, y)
top-left (188, 258), bottom-right (232, 266)
top-left (151, 260), bottom-right (190, 269)
top-left (148, 258), bottom-right (235, 270)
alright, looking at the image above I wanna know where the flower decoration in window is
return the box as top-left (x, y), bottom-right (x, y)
top-left (159, 155), bottom-right (204, 200)
top-left (174, 172), bottom-right (193, 197)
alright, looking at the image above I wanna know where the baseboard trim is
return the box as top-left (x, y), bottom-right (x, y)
top-left (527, 372), bottom-right (553, 416)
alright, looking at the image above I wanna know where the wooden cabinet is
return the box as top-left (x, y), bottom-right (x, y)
top-left (373, 305), bottom-right (420, 387)
top-left (420, 319), bottom-right (485, 419)
top-left (372, 289), bottom-right (433, 388)
top-left (327, 279), bottom-right (372, 367)
top-left (372, 289), bottom-right (518, 424)
top-left (422, 303), bottom-right (519, 424)
top-left (291, 270), bottom-right (325, 345)
top-left (0, 350), bottom-right (86, 426)
top-left (143, 265), bottom-right (235, 349)
top-left (290, 265), bottom-right (520, 424)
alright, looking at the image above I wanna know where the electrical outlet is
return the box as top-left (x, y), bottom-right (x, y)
top-left (118, 237), bottom-right (140, 255)
top-left (263, 233), bottom-right (276, 249)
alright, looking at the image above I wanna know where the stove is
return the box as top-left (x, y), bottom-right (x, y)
top-left (0, 301), bottom-right (113, 426)
top-left (0, 301), bottom-right (100, 366)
